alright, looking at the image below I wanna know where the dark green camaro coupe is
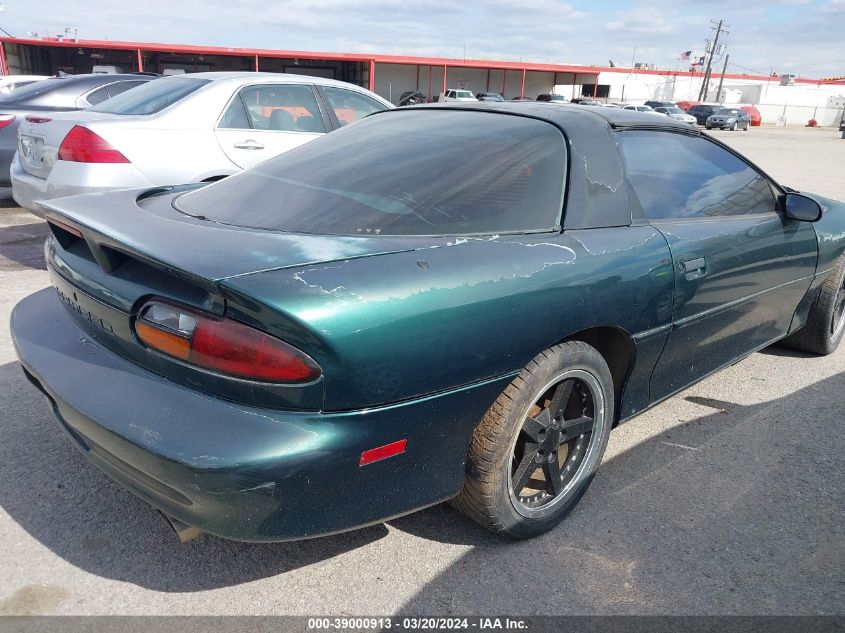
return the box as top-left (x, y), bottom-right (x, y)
top-left (11, 103), bottom-right (845, 542)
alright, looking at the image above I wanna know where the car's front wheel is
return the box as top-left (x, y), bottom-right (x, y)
top-left (452, 341), bottom-right (614, 538)
top-left (782, 254), bottom-right (845, 355)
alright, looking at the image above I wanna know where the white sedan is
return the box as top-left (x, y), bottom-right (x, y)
top-left (11, 72), bottom-right (393, 215)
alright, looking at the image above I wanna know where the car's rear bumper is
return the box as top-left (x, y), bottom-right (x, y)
top-left (11, 288), bottom-right (508, 541)
top-left (10, 154), bottom-right (155, 216)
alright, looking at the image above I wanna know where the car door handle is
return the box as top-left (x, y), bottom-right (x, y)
top-left (233, 140), bottom-right (264, 150)
top-left (681, 257), bottom-right (707, 280)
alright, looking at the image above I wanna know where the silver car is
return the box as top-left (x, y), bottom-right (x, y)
top-left (653, 106), bottom-right (697, 125)
top-left (705, 107), bottom-right (751, 131)
top-left (12, 72), bottom-right (393, 215)
top-left (0, 73), bottom-right (156, 185)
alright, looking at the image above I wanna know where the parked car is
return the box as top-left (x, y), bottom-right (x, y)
top-left (653, 106), bottom-right (697, 125)
top-left (706, 107), bottom-right (751, 131)
top-left (536, 94), bottom-right (566, 102)
top-left (439, 89), bottom-right (476, 102)
top-left (840, 110), bottom-right (845, 132)
top-left (0, 73), bottom-right (156, 185)
top-left (571, 97), bottom-right (601, 106)
top-left (741, 105), bottom-right (762, 126)
top-left (12, 104), bottom-right (845, 542)
top-left (511, 96), bottom-right (533, 101)
top-left (12, 72), bottom-right (392, 215)
top-left (687, 104), bottom-right (721, 125)
top-left (0, 75), bottom-right (51, 95)
top-left (644, 100), bottom-right (676, 109)
top-left (398, 91), bottom-right (427, 106)
top-left (477, 92), bottom-right (504, 102)
top-left (623, 105), bottom-right (655, 112)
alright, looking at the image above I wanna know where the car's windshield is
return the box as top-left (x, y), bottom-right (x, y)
top-left (716, 108), bottom-right (741, 116)
top-left (665, 107), bottom-right (683, 114)
top-left (176, 110), bottom-right (567, 236)
top-left (91, 77), bottom-right (209, 115)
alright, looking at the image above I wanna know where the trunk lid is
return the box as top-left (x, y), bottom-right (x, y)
top-left (38, 186), bottom-right (442, 285)
top-left (17, 110), bottom-right (129, 180)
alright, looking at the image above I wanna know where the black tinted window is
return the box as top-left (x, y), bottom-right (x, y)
top-left (91, 77), bottom-right (208, 115)
top-left (177, 110), bottom-right (566, 236)
top-left (619, 131), bottom-right (776, 220)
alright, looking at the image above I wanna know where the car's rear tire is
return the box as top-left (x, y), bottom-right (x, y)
top-left (452, 341), bottom-right (614, 539)
top-left (730, 122), bottom-right (737, 131)
top-left (705, 124), bottom-right (712, 130)
top-left (781, 254), bottom-right (845, 355)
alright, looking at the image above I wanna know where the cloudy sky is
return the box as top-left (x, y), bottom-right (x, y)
top-left (3, 0), bottom-right (844, 78)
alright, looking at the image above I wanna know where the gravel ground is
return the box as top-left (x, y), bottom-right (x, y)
top-left (0, 126), bottom-right (842, 616)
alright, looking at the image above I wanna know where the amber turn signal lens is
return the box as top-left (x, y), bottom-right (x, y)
top-left (135, 320), bottom-right (191, 361)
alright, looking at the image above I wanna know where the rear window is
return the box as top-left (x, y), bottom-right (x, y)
top-left (0, 77), bottom-right (67, 105)
top-left (176, 110), bottom-right (566, 236)
top-left (90, 77), bottom-right (209, 115)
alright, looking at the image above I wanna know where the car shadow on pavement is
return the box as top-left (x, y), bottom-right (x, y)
top-left (389, 372), bottom-right (845, 614)
top-left (0, 360), bottom-right (388, 592)
top-left (0, 222), bottom-right (48, 271)
top-left (1, 357), bottom-right (843, 607)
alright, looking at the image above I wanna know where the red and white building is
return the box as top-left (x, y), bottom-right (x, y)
top-left (2, 36), bottom-right (844, 125)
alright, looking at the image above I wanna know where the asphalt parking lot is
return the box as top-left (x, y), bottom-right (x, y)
top-left (0, 125), bottom-right (843, 616)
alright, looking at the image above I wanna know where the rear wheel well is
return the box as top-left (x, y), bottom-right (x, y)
top-left (559, 326), bottom-right (636, 423)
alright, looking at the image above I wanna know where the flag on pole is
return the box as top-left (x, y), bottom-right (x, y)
top-left (679, 51), bottom-right (692, 61)
top-left (691, 55), bottom-right (706, 67)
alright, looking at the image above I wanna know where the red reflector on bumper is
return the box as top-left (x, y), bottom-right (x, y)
top-left (359, 439), bottom-right (407, 466)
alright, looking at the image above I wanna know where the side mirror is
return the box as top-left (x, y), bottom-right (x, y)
top-left (784, 193), bottom-right (822, 222)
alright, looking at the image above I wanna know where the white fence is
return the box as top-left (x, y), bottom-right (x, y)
top-left (755, 103), bottom-right (844, 127)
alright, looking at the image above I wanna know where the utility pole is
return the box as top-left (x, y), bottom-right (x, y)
top-left (715, 54), bottom-right (729, 103)
top-left (698, 19), bottom-right (729, 101)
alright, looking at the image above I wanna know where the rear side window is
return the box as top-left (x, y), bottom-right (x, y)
top-left (91, 77), bottom-right (209, 115)
top-left (218, 95), bottom-right (251, 129)
top-left (85, 85), bottom-right (112, 106)
top-left (84, 81), bottom-right (147, 106)
top-left (237, 84), bottom-right (326, 133)
top-left (177, 110), bottom-right (566, 236)
top-left (618, 131), bottom-right (777, 220)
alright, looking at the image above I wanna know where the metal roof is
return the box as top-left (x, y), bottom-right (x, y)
top-left (3, 36), bottom-right (843, 85)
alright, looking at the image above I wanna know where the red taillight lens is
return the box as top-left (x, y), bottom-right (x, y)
top-left (0, 114), bottom-right (15, 129)
top-left (58, 125), bottom-right (129, 163)
top-left (135, 300), bottom-right (321, 383)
